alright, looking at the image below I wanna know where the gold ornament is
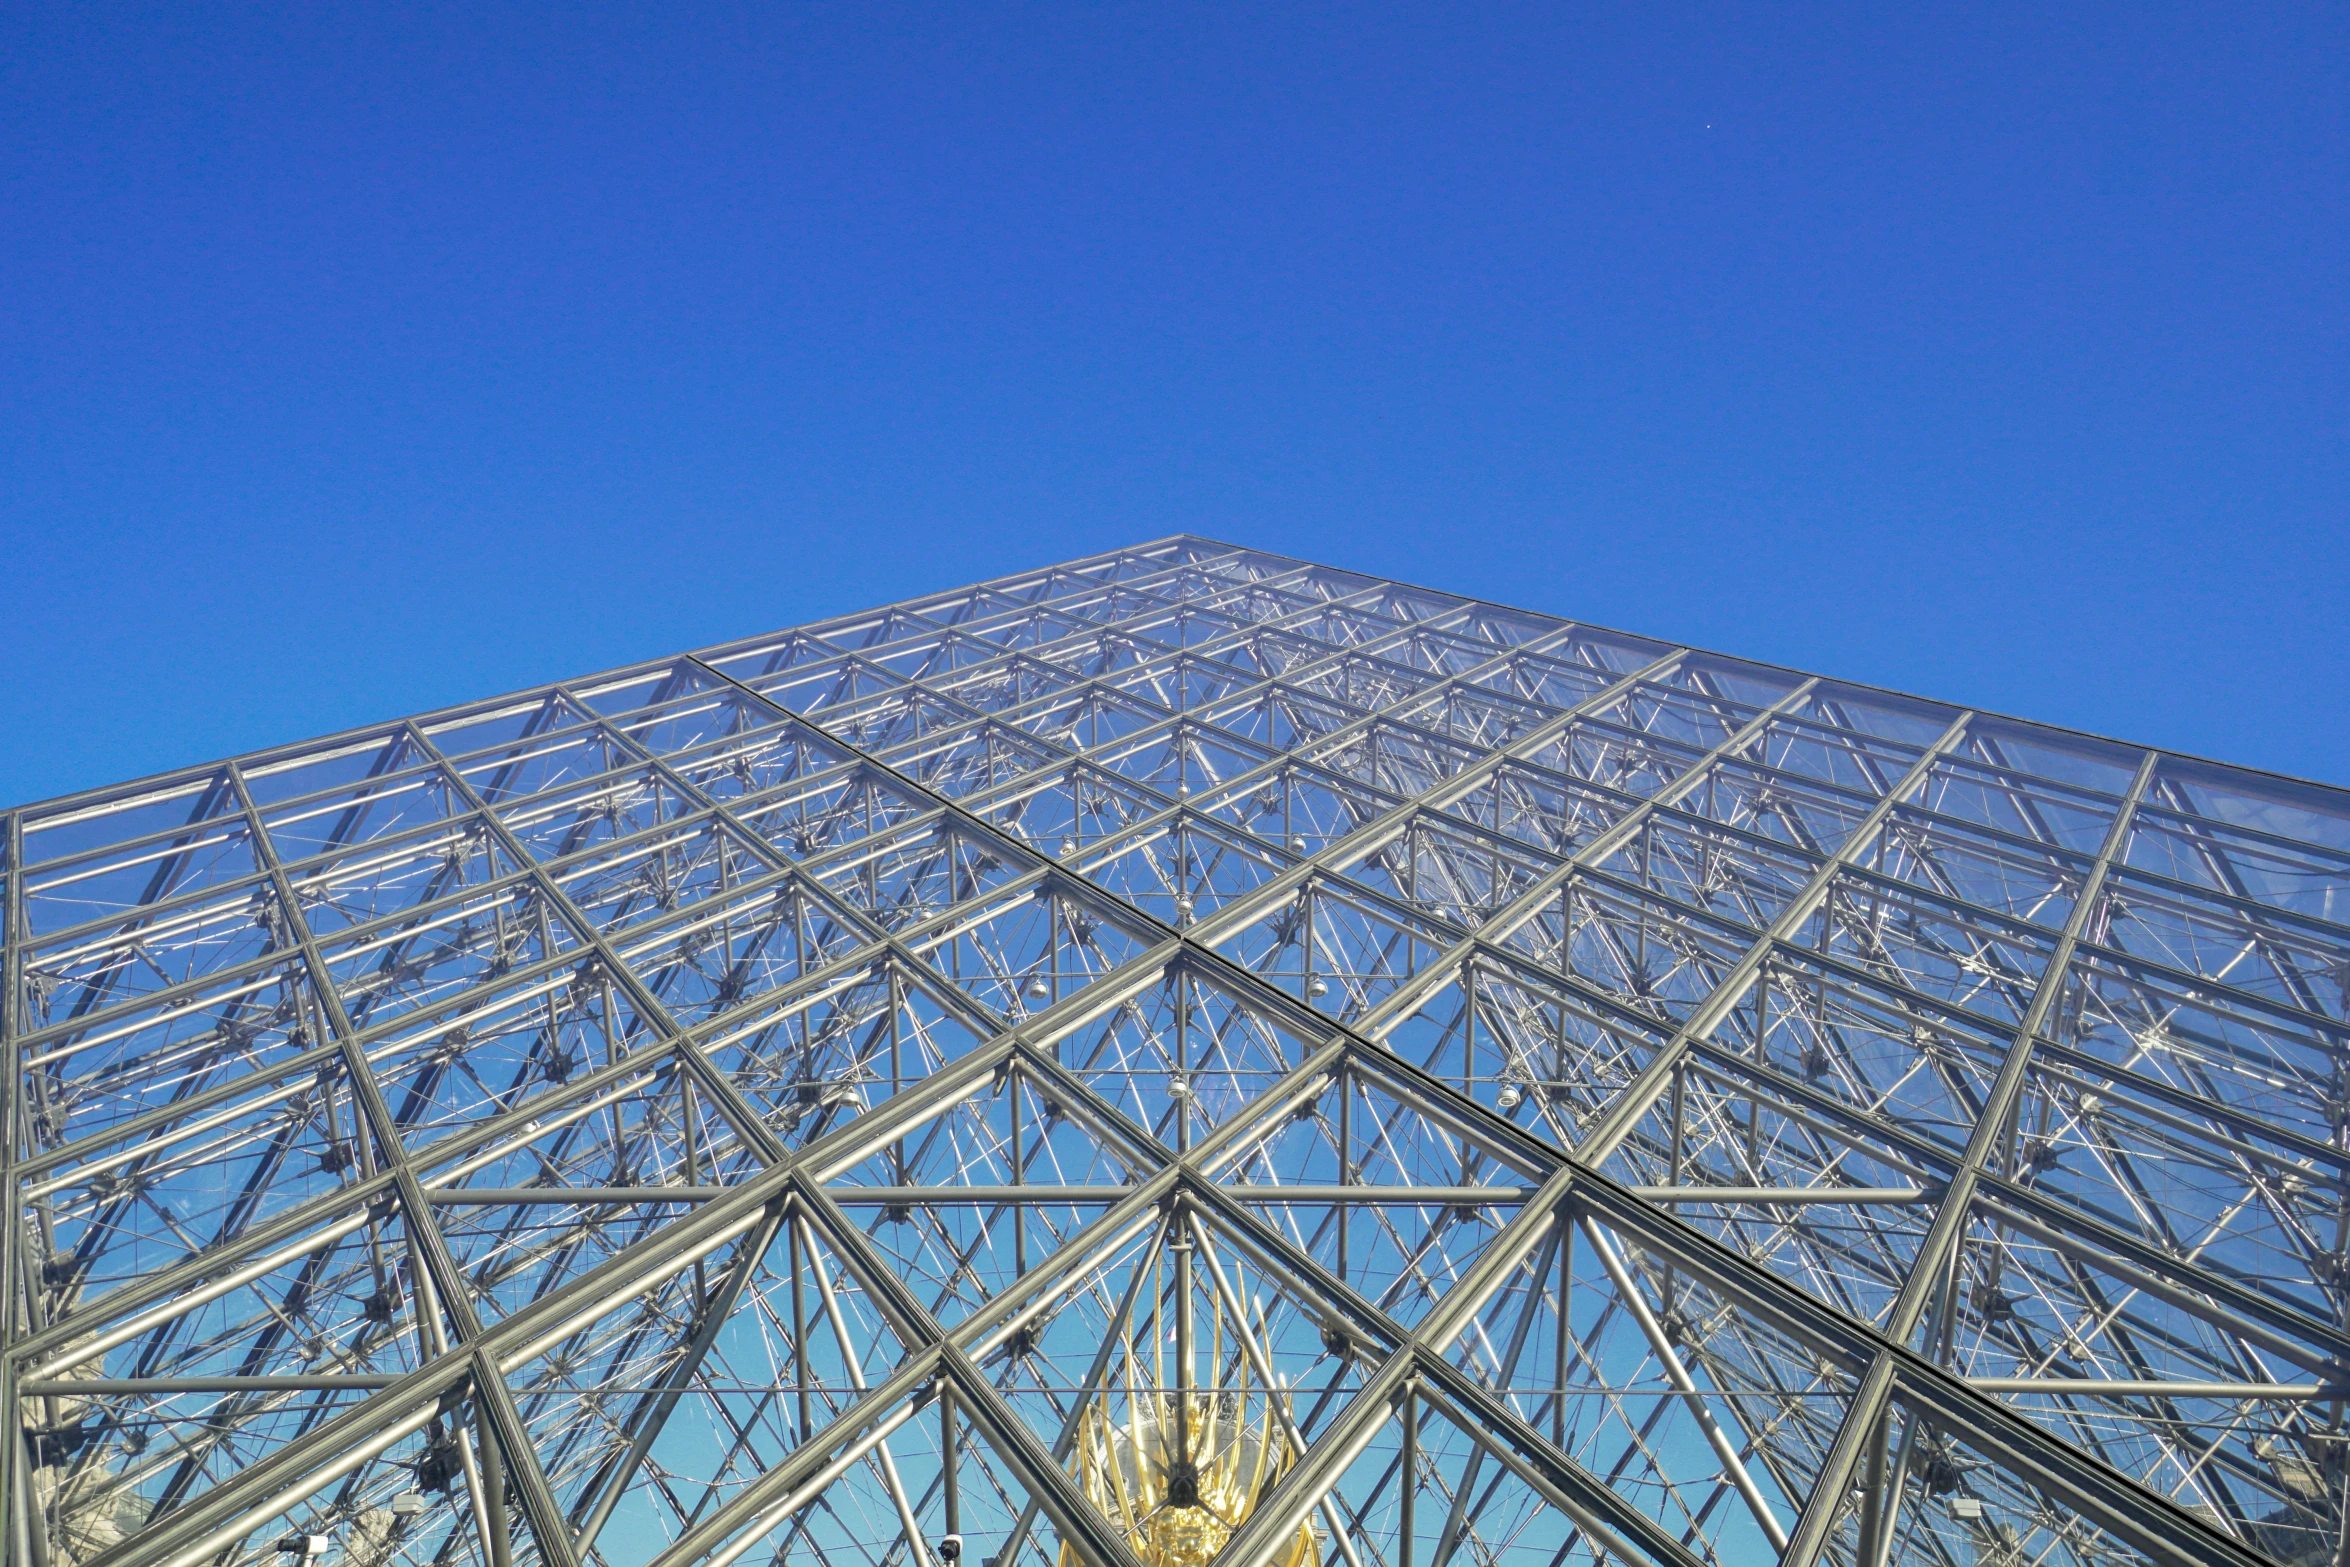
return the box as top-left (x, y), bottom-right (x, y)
top-left (1059, 1261), bottom-right (1316, 1567)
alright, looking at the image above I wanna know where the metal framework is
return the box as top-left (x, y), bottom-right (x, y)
top-left (7, 537), bottom-right (2349, 1567)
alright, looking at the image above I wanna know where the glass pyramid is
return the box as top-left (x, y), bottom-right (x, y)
top-left (7, 537), bottom-right (2340, 1567)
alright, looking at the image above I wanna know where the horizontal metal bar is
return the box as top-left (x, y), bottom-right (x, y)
top-left (1966, 1378), bottom-right (2341, 1400)
top-left (1228, 1184), bottom-right (1539, 1204)
top-left (824, 1185), bottom-right (1128, 1206)
top-left (1631, 1186), bottom-right (1935, 1205)
top-left (824, 1184), bottom-right (1536, 1205)
top-left (422, 1187), bottom-right (735, 1205)
top-left (19, 1376), bottom-right (401, 1395)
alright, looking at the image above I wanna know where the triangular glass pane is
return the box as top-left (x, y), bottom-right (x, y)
top-left (1196, 759), bottom-right (1400, 859)
top-left (680, 1374), bottom-right (1095, 1567)
top-left (258, 759), bottom-right (470, 865)
top-left (1308, 721), bottom-right (1487, 802)
top-left (1791, 873), bottom-right (2061, 1025)
top-left (1695, 961), bottom-right (2011, 1163)
top-left (1862, 802), bottom-right (2088, 930)
top-left (1212, 1063), bottom-right (1540, 1329)
top-left (1342, 816), bottom-right (1553, 933)
top-left (542, 817), bottom-right (782, 941)
top-left (1935, 1195), bottom-right (2339, 1530)
top-left (320, 879), bottom-right (584, 1034)
top-left (1436, 759), bottom-right (1634, 861)
top-left (1914, 753), bottom-right (2119, 855)
top-left (1377, 958), bottom-right (1670, 1147)
top-left (665, 714), bottom-right (851, 804)
top-left (739, 651), bottom-right (903, 716)
top-left (2093, 865), bottom-right (2349, 1025)
top-left (700, 965), bottom-right (992, 1151)
top-left (466, 731), bottom-right (663, 817)
top-left (979, 763), bottom-right (1166, 860)
top-left (423, 691), bottom-right (592, 763)
top-left (728, 758), bottom-right (929, 861)
top-left (1055, 965), bottom-right (1315, 1147)
top-left (816, 818), bottom-right (1039, 933)
top-left (881, 718), bottom-right (1058, 801)
top-left (2051, 945), bottom-right (2345, 1150)
top-left (1216, 880), bottom-right (1459, 1025)
top-left (1672, 759), bottom-right (1878, 855)
top-left (912, 886), bottom-right (1148, 1021)
top-left (827, 1071), bottom-right (1150, 1327)
top-left (287, 815), bottom-right (519, 939)
top-left (2122, 797), bottom-right (2350, 924)
top-left (1091, 721), bottom-right (1275, 803)
top-left (20, 769), bottom-right (249, 879)
top-left (1500, 876), bottom-right (1750, 1026)
top-left (424, 1067), bottom-right (762, 1323)
top-left (1313, 1386), bottom-right (1624, 1567)
top-left (1550, 1215), bottom-right (1861, 1564)
top-left (17, 823), bottom-right (268, 967)
top-left (992, 1212), bottom-right (1380, 1565)
top-left (614, 873), bottom-right (874, 1020)
top-left (517, 1214), bottom-right (912, 1564)
top-left (2008, 1045), bottom-right (2341, 1325)
top-left (1589, 810), bottom-right (1819, 936)
top-left (1080, 813), bottom-right (1286, 929)
top-left (1011, 687), bottom-right (1170, 754)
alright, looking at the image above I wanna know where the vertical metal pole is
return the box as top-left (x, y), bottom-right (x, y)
top-left (1303, 888), bottom-right (1317, 1011)
top-left (1870, 1411), bottom-right (1920, 1567)
top-left (941, 1383), bottom-right (960, 1544)
top-left (682, 1062), bottom-right (705, 1299)
top-left (1665, 1063), bottom-right (1686, 1315)
top-left (1192, 1228), bottom-right (1372, 1567)
top-left (1400, 1383), bottom-right (1419, 1567)
top-left (417, 1263), bottom-right (496, 1557)
top-left (1175, 969), bottom-right (1191, 1156)
top-left (791, 1221), bottom-right (811, 1440)
top-left (478, 1394), bottom-right (514, 1567)
top-left (1555, 1218), bottom-right (1572, 1446)
top-left (1337, 1064), bottom-right (1352, 1286)
top-left (1461, 963), bottom-right (1475, 1097)
top-left (1667, 1064), bottom-right (1687, 1186)
top-left (1011, 1066), bottom-right (1026, 1277)
top-left (990, 1227), bottom-right (1172, 1567)
top-left (13, 1422), bottom-right (50, 1567)
top-left (1856, 1405), bottom-right (1891, 1567)
top-left (891, 968), bottom-right (906, 1184)
top-left (1172, 1208), bottom-right (1195, 1489)
top-left (1746, 973), bottom-right (1767, 1175)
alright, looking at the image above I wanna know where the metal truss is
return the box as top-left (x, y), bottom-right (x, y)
top-left (7, 539), bottom-right (2350, 1567)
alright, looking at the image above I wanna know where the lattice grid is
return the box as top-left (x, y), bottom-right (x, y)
top-left (7, 538), bottom-right (2348, 1567)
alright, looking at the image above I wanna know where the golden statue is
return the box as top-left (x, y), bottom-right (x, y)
top-left (1060, 1239), bottom-right (1319, 1567)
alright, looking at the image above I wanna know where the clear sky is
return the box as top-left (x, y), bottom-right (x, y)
top-left (3, 4), bottom-right (2343, 809)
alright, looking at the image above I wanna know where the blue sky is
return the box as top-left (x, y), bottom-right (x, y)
top-left (3, 3), bottom-right (2343, 808)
